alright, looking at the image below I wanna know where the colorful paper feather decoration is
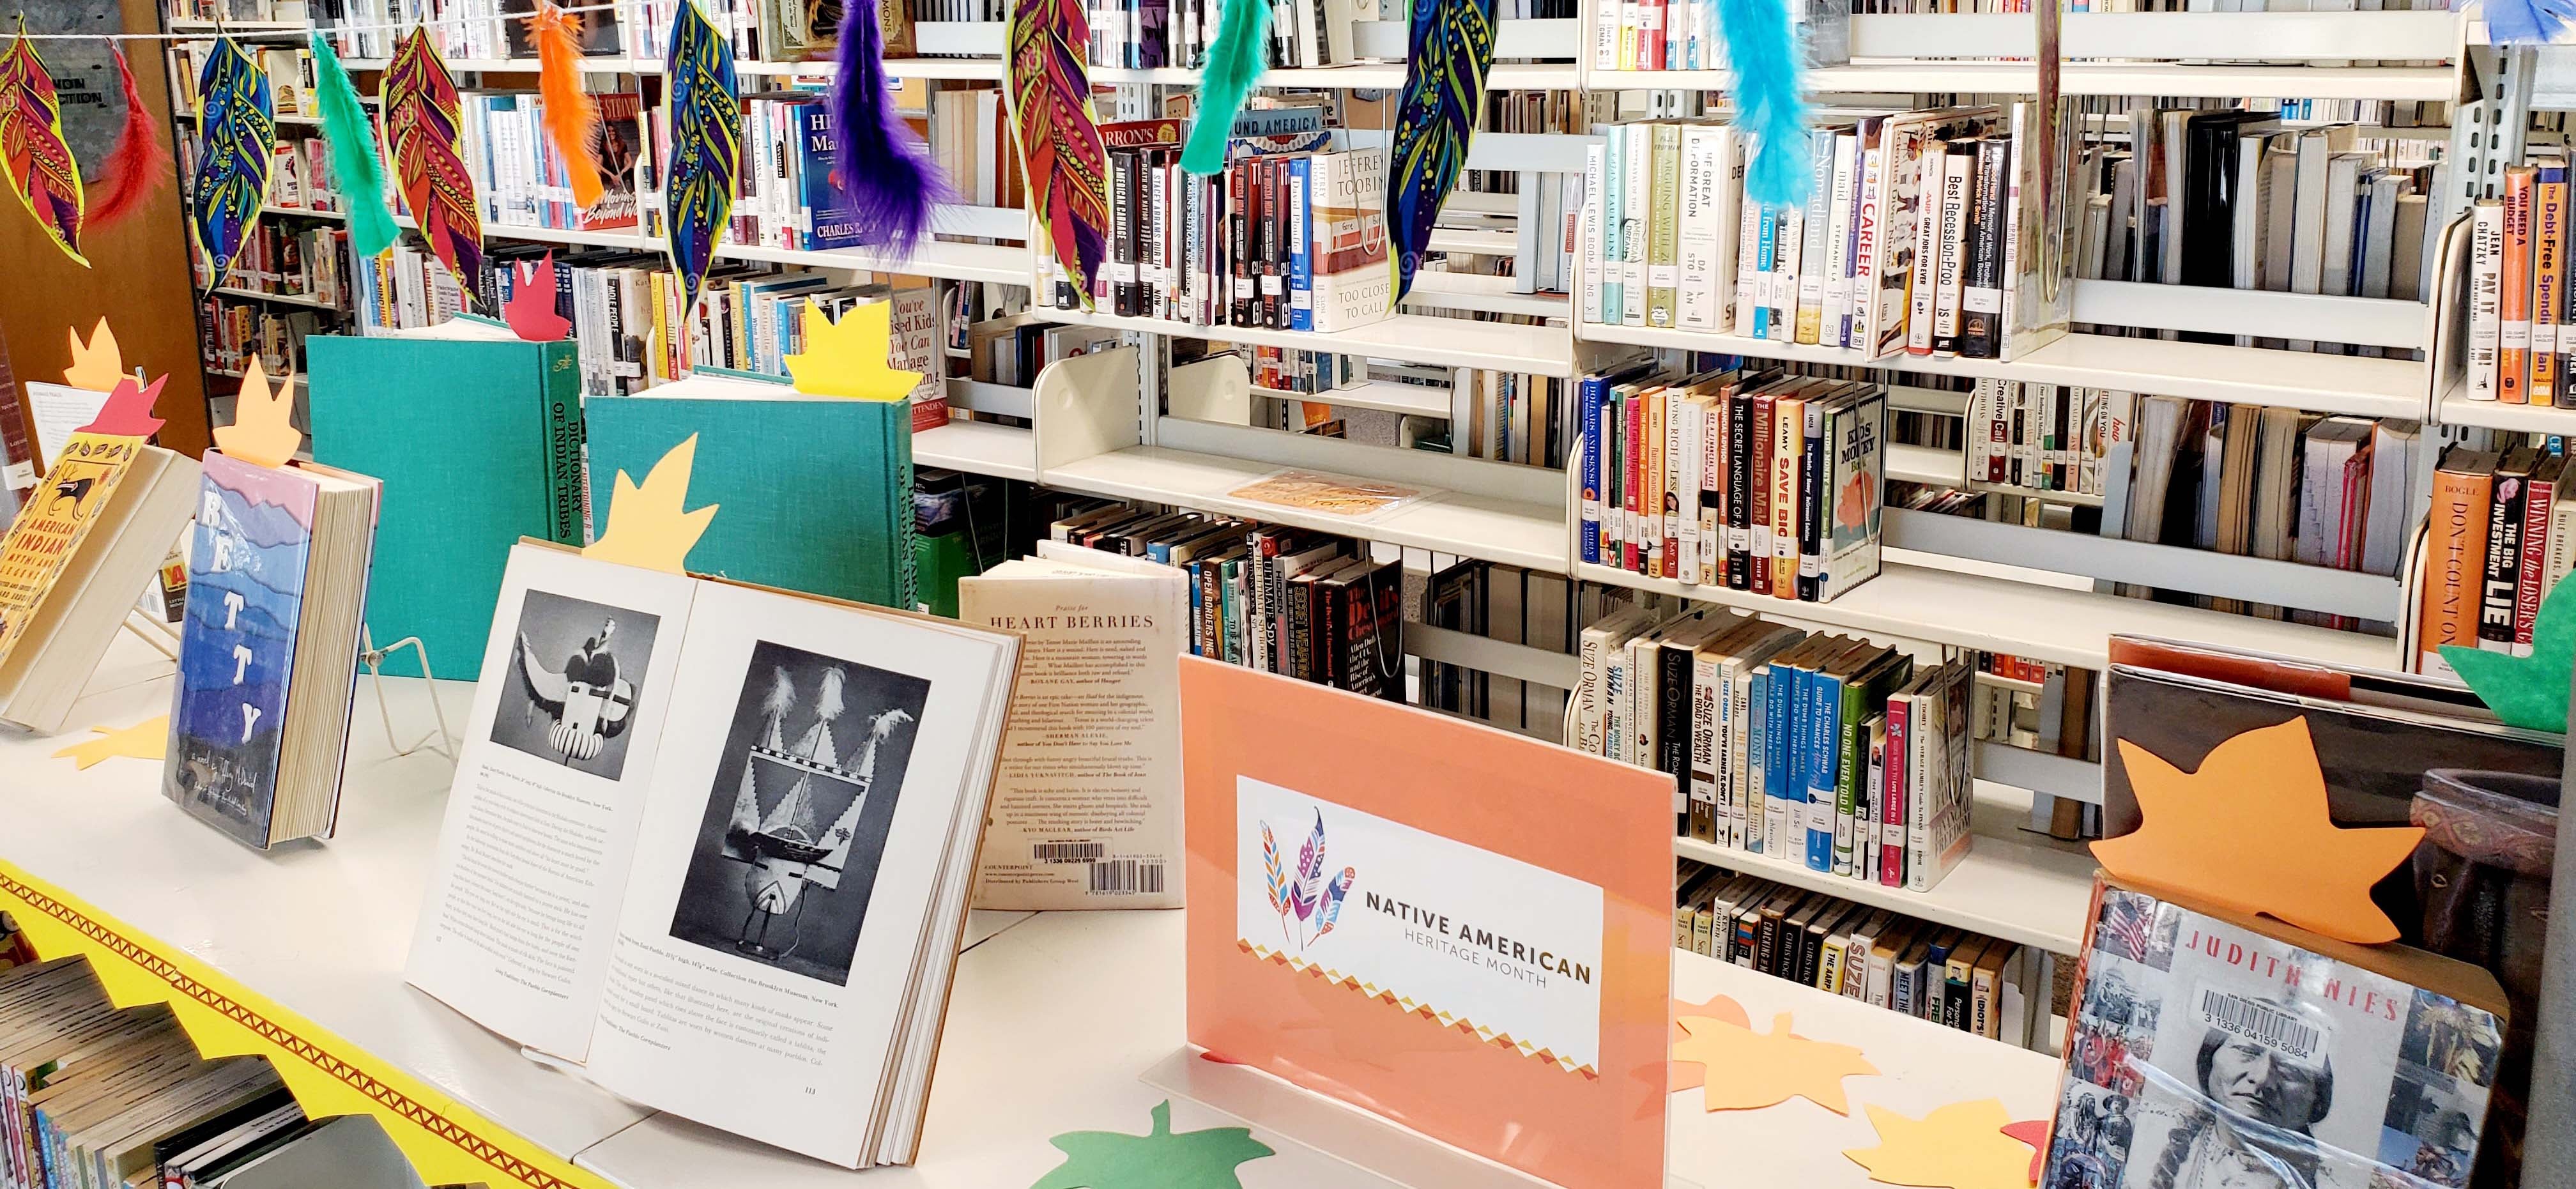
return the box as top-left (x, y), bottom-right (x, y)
top-left (381, 27), bottom-right (483, 289)
top-left (0, 23), bottom-right (87, 266)
top-left (1179, 0), bottom-right (1269, 175)
top-left (1259, 823), bottom-right (1289, 916)
top-left (309, 33), bottom-right (397, 259)
top-left (533, 2), bottom-right (606, 209)
top-left (1720, 0), bottom-right (1813, 209)
top-left (1287, 811), bottom-right (1326, 921)
top-left (86, 45), bottom-right (169, 233)
top-left (662, 0), bottom-right (740, 331)
top-left (2478, 0), bottom-right (2576, 44)
top-left (1312, 868), bottom-right (1354, 940)
top-left (1383, 0), bottom-right (1495, 300)
top-left (1005, 0), bottom-right (1110, 307)
top-left (188, 36), bottom-right (272, 282)
top-left (831, 0), bottom-right (948, 255)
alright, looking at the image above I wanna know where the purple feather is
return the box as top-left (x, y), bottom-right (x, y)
top-left (830, 0), bottom-right (949, 255)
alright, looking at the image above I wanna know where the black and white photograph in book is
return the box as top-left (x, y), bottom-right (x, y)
top-left (494, 591), bottom-right (662, 779)
top-left (666, 641), bottom-right (933, 986)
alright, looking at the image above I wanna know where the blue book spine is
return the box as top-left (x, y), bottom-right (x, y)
top-left (1805, 668), bottom-right (1840, 871)
top-left (1579, 374), bottom-right (1605, 565)
top-left (801, 104), bottom-right (867, 250)
top-left (1752, 210), bottom-right (1779, 339)
top-left (1289, 157), bottom-right (1314, 332)
top-left (1781, 664), bottom-right (1806, 856)
top-left (1745, 669), bottom-right (1767, 855)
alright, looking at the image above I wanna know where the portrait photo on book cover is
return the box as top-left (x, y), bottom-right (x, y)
top-left (493, 590), bottom-right (662, 780)
top-left (666, 640), bottom-right (931, 988)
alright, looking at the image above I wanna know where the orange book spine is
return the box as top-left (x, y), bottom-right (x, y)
top-left (2501, 166), bottom-right (2536, 405)
top-left (2421, 461), bottom-right (2496, 675)
top-left (2535, 165), bottom-right (2568, 407)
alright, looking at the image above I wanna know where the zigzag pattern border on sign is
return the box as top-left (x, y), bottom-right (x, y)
top-left (1238, 940), bottom-right (1600, 1078)
top-left (0, 860), bottom-right (615, 1189)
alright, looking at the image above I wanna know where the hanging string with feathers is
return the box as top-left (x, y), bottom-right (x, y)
top-left (86, 45), bottom-right (168, 231)
top-left (1719, 0), bottom-right (1813, 209)
top-left (308, 32), bottom-right (398, 258)
top-left (532, 1), bottom-right (606, 208)
top-left (1179, 0), bottom-right (1268, 176)
top-left (829, 0), bottom-right (947, 254)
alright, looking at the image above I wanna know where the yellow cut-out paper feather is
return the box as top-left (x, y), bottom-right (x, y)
top-left (1671, 1011), bottom-right (1876, 1115)
top-left (583, 433), bottom-right (717, 574)
top-left (63, 318), bottom-right (124, 390)
top-left (211, 357), bottom-right (303, 468)
top-left (52, 715), bottom-right (167, 769)
top-left (782, 298), bottom-right (923, 401)
top-left (2095, 717), bottom-right (2424, 945)
top-left (1844, 1099), bottom-right (2033, 1189)
top-left (1668, 992), bottom-right (1749, 1093)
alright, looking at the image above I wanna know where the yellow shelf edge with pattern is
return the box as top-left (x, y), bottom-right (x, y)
top-left (0, 857), bottom-right (617, 1189)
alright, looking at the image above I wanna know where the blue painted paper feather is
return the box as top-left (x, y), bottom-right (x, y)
top-left (831, 0), bottom-right (949, 255)
top-left (188, 37), bottom-right (273, 283)
top-left (1719, 0), bottom-right (1812, 209)
top-left (1384, 0), bottom-right (1494, 300)
top-left (1180, 0), bottom-right (1269, 176)
top-left (2477, 0), bottom-right (2576, 45)
top-left (664, 0), bottom-right (740, 328)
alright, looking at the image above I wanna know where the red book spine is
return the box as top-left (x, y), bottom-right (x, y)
top-left (2518, 469), bottom-right (2556, 654)
top-left (1880, 693), bottom-right (1909, 887)
top-left (1751, 394), bottom-right (1774, 592)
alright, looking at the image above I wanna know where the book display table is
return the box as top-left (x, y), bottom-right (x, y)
top-left (0, 632), bottom-right (2061, 1188)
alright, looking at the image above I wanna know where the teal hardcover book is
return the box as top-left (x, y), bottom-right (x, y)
top-left (308, 333), bottom-right (585, 677)
top-left (582, 379), bottom-right (917, 611)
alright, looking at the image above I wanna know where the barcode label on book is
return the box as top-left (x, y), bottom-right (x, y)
top-left (1033, 841), bottom-right (1107, 864)
top-left (2196, 987), bottom-right (2322, 1061)
top-left (1089, 859), bottom-right (1167, 895)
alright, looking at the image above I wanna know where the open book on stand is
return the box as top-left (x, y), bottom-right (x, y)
top-left (404, 542), bottom-right (1020, 1167)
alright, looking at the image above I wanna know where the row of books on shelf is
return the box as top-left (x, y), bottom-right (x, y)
top-left (167, 40), bottom-right (321, 116)
top-left (176, 130), bottom-right (347, 217)
top-left (2420, 440), bottom-right (2576, 676)
top-left (1046, 500), bottom-right (1405, 698)
top-left (200, 303), bottom-right (326, 379)
top-left (2071, 112), bottom-right (2438, 355)
top-left (2464, 158), bottom-right (2576, 405)
top-left (0, 956), bottom-right (380, 1189)
top-left (1575, 362), bottom-right (1888, 601)
top-left (1245, 345), bottom-right (1365, 394)
top-left (463, 90), bottom-right (649, 235)
top-left (192, 223), bottom-right (355, 309)
top-left (1584, 104), bottom-right (2055, 362)
top-left (1573, 601), bottom-right (1979, 890)
top-left (962, 309), bottom-right (1124, 388)
top-left (1673, 859), bottom-right (2052, 1051)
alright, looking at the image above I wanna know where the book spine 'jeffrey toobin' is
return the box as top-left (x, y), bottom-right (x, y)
top-left (2480, 456), bottom-right (2531, 653)
top-left (1958, 137), bottom-right (2008, 360)
top-left (2504, 166), bottom-right (2537, 404)
top-left (2518, 462), bottom-right (2557, 656)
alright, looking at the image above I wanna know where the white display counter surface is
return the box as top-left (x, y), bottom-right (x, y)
top-left (0, 635), bottom-right (2060, 1188)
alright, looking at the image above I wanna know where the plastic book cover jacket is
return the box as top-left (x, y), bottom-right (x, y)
top-left (165, 452), bottom-right (314, 848)
top-left (0, 431), bottom-right (142, 665)
top-left (2049, 882), bottom-right (2503, 1189)
top-left (1181, 657), bottom-right (1671, 1189)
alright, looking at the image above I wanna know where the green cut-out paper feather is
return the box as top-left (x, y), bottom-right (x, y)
top-left (1029, 1100), bottom-right (1275, 1189)
top-left (2441, 576), bottom-right (2576, 733)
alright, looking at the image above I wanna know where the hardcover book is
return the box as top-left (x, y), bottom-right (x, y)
top-left (0, 431), bottom-right (199, 733)
top-left (308, 333), bottom-right (585, 679)
top-left (583, 375), bottom-right (917, 611)
top-left (164, 452), bottom-right (381, 850)
top-left (406, 542), bottom-right (1020, 1167)
top-left (2048, 878), bottom-right (2507, 1189)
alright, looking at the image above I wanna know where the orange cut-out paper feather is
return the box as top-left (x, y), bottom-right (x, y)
top-left (1667, 992), bottom-right (1749, 1093)
top-left (503, 253), bottom-right (572, 341)
top-left (63, 318), bottom-right (124, 390)
top-left (211, 358), bottom-right (301, 467)
top-left (583, 433), bottom-right (716, 574)
top-left (53, 716), bottom-right (167, 769)
top-left (77, 373), bottom-right (165, 438)
top-left (1671, 1011), bottom-right (1875, 1115)
top-left (1846, 1100), bottom-right (2034, 1189)
top-left (783, 298), bottom-right (923, 401)
top-left (2095, 717), bottom-right (2423, 944)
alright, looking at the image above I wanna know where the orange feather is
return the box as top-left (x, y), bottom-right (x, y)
top-left (532, 1), bottom-right (604, 209)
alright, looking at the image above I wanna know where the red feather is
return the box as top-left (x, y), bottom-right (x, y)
top-left (532, 2), bottom-right (605, 209)
top-left (87, 45), bottom-right (169, 231)
top-left (79, 374), bottom-right (166, 438)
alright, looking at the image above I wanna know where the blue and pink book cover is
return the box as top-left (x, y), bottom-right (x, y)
top-left (164, 452), bottom-right (314, 848)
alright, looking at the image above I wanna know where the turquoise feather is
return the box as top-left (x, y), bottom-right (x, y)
top-left (1721, 0), bottom-right (1811, 210)
top-left (309, 34), bottom-right (397, 259)
top-left (1384, 0), bottom-right (1494, 300)
top-left (1180, 0), bottom-right (1269, 176)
